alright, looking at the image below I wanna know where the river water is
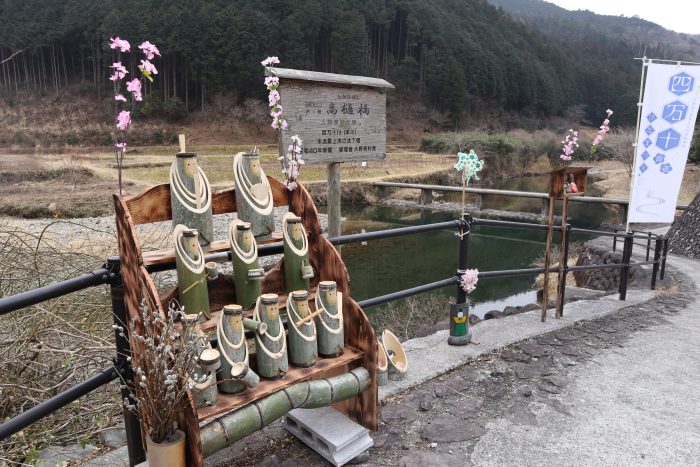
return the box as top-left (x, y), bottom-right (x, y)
top-left (328, 176), bottom-right (618, 319)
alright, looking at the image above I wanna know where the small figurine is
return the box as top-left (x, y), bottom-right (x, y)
top-left (253, 294), bottom-right (288, 379)
top-left (315, 281), bottom-right (344, 357)
top-left (228, 220), bottom-right (265, 310)
top-left (381, 329), bottom-right (408, 381)
top-left (233, 150), bottom-right (275, 241)
top-left (174, 226), bottom-right (212, 319)
top-left (169, 152), bottom-right (213, 246)
top-left (216, 304), bottom-right (262, 394)
top-left (184, 314), bottom-right (220, 407)
top-left (282, 213), bottom-right (314, 294)
top-left (287, 290), bottom-right (317, 367)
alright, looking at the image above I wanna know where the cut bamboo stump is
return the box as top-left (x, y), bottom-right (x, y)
top-left (233, 151), bottom-right (275, 242)
top-left (315, 281), bottom-right (344, 358)
top-left (170, 153), bottom-right (213, 246)
top-left (287, 290), bottom-right (318, 367)
top-left (253, 294), bottom-right (288, 379)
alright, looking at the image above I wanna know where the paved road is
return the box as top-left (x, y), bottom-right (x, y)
top-left (205, 252), bottom-right (699, 467)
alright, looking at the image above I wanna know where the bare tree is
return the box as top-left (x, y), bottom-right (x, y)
top-left (606, 127), bottom-right (636, 178)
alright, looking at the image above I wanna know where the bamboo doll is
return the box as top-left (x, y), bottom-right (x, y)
top-left (382, 329), bottom-right (408, 381)
top-left (282, 213), bottom-right (314, 294)
top-left (174, 226), bottom-right (211, 319)
top-left (253, 294), bottom-right (288, 379)
top-left (169, 152), bottom-right (213, 246)
top-left (287, 290), bottom-right (317, 367)
top-left (184, 314), bottom-right (220, 407)
top-left (233, 150), bottom-right (275, 241)
top-left (314, 281), bottom-right (344, 357)
top-left (216, 304), bottom-right (263, 394)
top-left (228, 220), bottom-right (265, 310)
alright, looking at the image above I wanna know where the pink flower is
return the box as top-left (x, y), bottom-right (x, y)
top-left (116, 110), bottom-right (131, 131)
top-left (109, 37), bottom-right (131, 52)
top-left (264, 76), bottom-right (279, 88)
top-left (261, 56), bottom-right (280, 67)
top-left (115, 142), bottom-right (127, 151)
top-left (271, 119), bottom-right (279, 130)
top-left (270, 107), bottom-right (283, 118)
top-left (126, 78), bottom-right (142, 101)
top-left (459, 269), bottom-right (479, 293)
top-left (139, 60), bottom-right (158, 75)
top-left (109, 62), bottom-right (128, 81)
top-left (138, 41), bottom-right (160, 60)
top-left (268, 90), bottom-right (280, 107)
top-left (115, 94), bottom-right (127, 102)
top-left (281, 120), bottom-right (288, 130)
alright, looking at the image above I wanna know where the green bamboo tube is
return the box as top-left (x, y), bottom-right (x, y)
top-left (217, 305), bottom-right (260, 394)
top-left (287, 290), bottom-right (317, 368)
top-left (174, 226), bottom-right (211, 319)
top-left (199, 367), bottom-right (370, 458)
top-left (169, 152), bottom-right (213, 246)
top-left (228, 220), bottom-right (264, 310)
top-left (233, 151), bottom-right (274, 242)
top-left (191, 347), bottom-right (220, 407)
top-left (253, 294), bottom-right (288, 379)
top-left (315, 281), bottom-right (344, 357)
top-left (282, 213), bottom-right (314, 294)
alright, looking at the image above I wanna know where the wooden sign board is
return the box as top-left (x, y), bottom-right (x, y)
top-left (271, 68), bottom-right (394, 165)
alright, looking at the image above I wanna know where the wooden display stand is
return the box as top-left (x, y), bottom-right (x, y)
top-left (541, 166), bottom-right (590, 321)
top-left (113, 178), bottom-right (378, 466)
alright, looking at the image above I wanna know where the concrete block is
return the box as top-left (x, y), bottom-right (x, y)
top-left (284, 407), bottom-right (373, 466)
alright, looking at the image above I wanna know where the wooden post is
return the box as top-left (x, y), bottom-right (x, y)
top-left (327, 162), bottom-right (342, 238)
top-left (554, 196), bottom-right (569, 319)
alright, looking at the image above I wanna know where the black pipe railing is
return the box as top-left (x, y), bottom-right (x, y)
top-left (0, 215), bottom-right (672, 467)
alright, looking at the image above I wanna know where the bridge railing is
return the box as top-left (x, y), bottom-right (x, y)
top-left (373, 181), bottom-right (690, 223)
top-left (0, 217), bottom-right (670, 465)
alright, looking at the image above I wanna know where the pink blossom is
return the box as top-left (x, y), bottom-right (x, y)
top-left (270, 106), bottom-right (283, 118)
top-left (115, 94), bottom-right (127, 102)
top-left (115, 142), bottom-right (127, 151)
top-left (268, 90), bottom-right (280, 107)
top-left (109, 62), bottom-right (128, 81)
top-left (126, 78), bottom-right (142, 101)
top-left (281, 120), bottom-right (288, 130)
top-left (271, 119), bottom-right (279, 130)
top-left (459, 269), bottom-right (479, 293)
top-left (139, 60), bottom-right (158, 75)
top-left (261, 56), bottom-right (280, 67)
top-left (592, 109), bottom-right (613, 150)
top-left (116, 110), bottom-right (131, 131)
top-left (138, 41), bottom-right (160, 60)
top-left (109, 37), bottom-right (131, 52)
top-left (264, 76), bottom-right (279, 88)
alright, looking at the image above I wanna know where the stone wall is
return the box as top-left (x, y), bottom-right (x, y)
top-left (668, 191), bottom-right (700, 259)
top-left (573, 243), bottom-right (648, 291)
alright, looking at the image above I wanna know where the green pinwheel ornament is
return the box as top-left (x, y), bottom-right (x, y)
top-left (454, 150), bottom-right (484, 187)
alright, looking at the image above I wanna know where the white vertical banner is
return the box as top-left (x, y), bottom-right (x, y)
top-left (628, 62), bottom-right (700, 223)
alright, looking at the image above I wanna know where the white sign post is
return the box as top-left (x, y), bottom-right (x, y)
top-left (271, 68), bottom-right (394, 238)
top-left (628, 61), bottom-right (700, 224)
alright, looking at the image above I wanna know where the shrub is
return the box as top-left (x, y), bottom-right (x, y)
top-left (162, 96), bottom-right (188, 121)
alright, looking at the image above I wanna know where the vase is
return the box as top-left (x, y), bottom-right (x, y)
top-left (146, 429), bottom-right (186, 467)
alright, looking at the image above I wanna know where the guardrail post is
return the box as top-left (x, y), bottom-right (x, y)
top-left (618, 232), bottom-right (633, 300)
top-left (420, 188), bottom-right (433, 205)
top-left (540, 198), bottom-right (549, 217)
top-left (555, 224), bottom-right (572, 318)
top-left (660, 237), bottom-right (669, 280)
top-left (107, 257), bottom-right (146, 466)
top-left (612, 229), bottom-right (618, 252)
top-left (651, 238), bottom-right (662, 290)
top-left (646, 232), bottom-right (652, 261)
top-left (449, 213), bottom-right (472, 346)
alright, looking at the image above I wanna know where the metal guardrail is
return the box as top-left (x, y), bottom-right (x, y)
top-left (0, 216), bottom-right (671, 466)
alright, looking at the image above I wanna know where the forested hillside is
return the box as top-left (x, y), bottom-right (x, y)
top-left (0, 0), bottom-right (695, 130)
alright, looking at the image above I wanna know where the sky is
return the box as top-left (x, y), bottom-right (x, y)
top-left (546, 0), bottom-right (700, 35)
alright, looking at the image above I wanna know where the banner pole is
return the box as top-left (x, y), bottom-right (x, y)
top-left (626, 56), bottom-right (649, 233)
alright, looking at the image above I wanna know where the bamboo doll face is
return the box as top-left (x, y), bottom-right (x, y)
top-left (183, 158), bottom-right (197, 178)
top-left (238, 228), bottom-right (254, 251)
top-left (289, 222), bottom-right (304, 242)
top-left (247, 157), bottom-right (261, 177)
top-left (262, 302), bottom-right (279, 321)
top-left (324, 289), bottom-right (337, 307)
top-left (182, 234), bottom-right (200, 261)
top-left (295, 298), bottom-right (310, 318)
